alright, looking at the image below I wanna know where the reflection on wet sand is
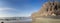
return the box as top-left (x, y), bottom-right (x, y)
top-left (0, 17), bottom-right (32, 23)
top-left (0, 19), bottom-right (32, 23)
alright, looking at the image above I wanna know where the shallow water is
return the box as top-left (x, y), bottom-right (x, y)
top-left (0, 19), bottom-right (32, 23)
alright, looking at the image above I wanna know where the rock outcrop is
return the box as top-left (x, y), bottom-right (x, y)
top-left (31, 1), bottom-right (60, 23)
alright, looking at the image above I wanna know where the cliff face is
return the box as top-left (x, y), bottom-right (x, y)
top-left (32, 1), bottom-right (60, 18)
top-left (31, 1), bottom-right (60, 23)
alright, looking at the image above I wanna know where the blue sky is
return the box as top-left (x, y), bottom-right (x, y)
top-left (0, 0), bottom-right (59, 17)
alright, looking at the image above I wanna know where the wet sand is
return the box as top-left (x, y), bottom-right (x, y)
top-left (33, 18), bottom-right (60, 23)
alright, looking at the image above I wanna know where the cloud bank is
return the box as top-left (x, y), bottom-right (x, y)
top-left (0, 7), bottom-right (17, 17)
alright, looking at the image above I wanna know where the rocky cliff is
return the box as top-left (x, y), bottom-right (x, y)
top-left (31, 1), bottom-right (60, 23)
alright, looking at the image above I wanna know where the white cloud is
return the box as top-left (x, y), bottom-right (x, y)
top-left (0, 7), bottom-right (17, 17)
top-left (0, 7), bottom-right (16, 11)
top-left (0, 13), bottom-right (16, 17)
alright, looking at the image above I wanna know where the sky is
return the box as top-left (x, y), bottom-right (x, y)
top-left (0, 0), bottom-right (60, 17)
